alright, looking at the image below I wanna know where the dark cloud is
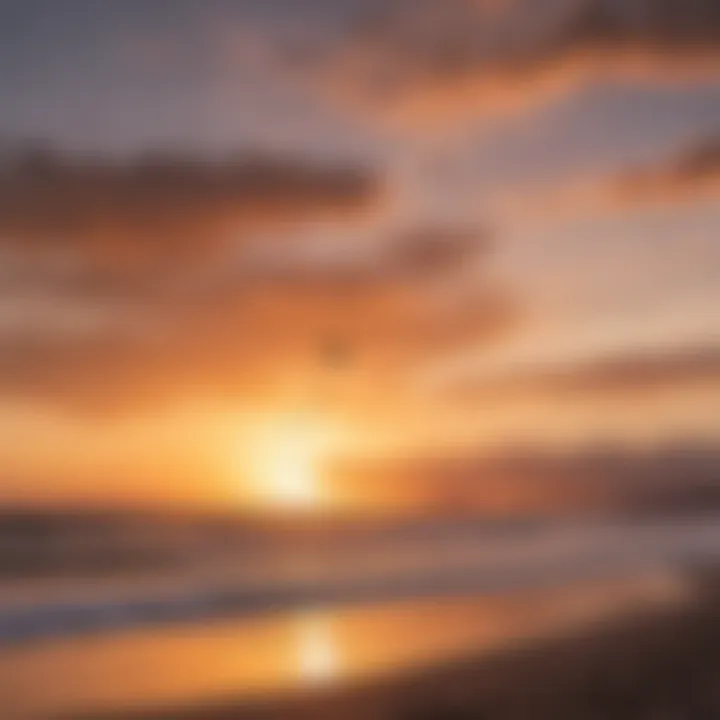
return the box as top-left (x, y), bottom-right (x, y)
top-left (313, 0), bottom-right (720, 124)
top-left (551, 0), bottom-right (720, 55)
top-left (0, 148), bottom-right (382, 270)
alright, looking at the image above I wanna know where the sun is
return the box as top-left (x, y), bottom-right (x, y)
top-left (260, 423), bottom-right (321, 510)
top-left (241, 413), bottom-right (337, 511)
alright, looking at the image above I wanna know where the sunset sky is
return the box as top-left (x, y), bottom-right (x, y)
top-left (0, 0), bottom-right (719, 509)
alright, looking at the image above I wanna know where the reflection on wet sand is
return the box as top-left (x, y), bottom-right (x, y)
top-left (297, 614), bottom-right (341, 686)
top-left (0, 569), bottom-right (688, 719)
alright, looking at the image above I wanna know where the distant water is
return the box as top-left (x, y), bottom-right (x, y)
top-left (0, 518), bottom-right (718, 718)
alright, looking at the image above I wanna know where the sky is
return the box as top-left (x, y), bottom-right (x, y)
top-left (0, 0), bottom-right (719, 509)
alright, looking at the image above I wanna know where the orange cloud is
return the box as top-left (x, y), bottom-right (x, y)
top-left (448, 343), bottom-right (720, 404)
top-left (613, 135), bottom-right (720, 203)
top-left (308, 0), bottom-right (720, 127)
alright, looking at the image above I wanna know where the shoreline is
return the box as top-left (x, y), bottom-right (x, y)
top-left (4, 517), bottom-right (719, 647)
top-left (73, 569), bottom-right (720, 720)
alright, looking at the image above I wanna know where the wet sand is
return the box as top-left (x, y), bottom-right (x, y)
top-left (74, 570), bottom-right (720, 720)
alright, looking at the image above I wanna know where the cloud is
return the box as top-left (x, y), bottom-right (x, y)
top-left (451, 343), bottom-right (720, 404)
top-left (613, 135), bottom-right (720, 203)
top-left (0, 277), bottom-right (516, 416)
top-left (0, 152), bottom-right (516, 415)
top-left (385, 226), bottom-right (489, 279)
top-left (310, 0), bottom-right (720, 126)
top-left (337, 441), bottom-right (720, 515)
top-left (487, 134), bottom-right (720, 226)
top-left (0, 148), bottom-right (382, 271)
top-left (177, 225), bottom-right (514, 374)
